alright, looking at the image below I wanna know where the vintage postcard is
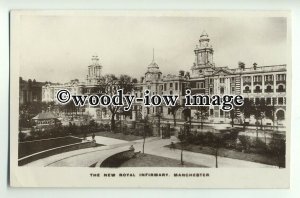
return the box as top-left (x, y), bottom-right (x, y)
top-left (10, 10), bottom-right (291, 188)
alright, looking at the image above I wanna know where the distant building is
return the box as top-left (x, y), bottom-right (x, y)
top-left (19, 77), bottom-right (45, 104)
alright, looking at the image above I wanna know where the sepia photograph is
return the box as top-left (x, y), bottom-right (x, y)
top-left (10, 10), bottom-right (291, 188)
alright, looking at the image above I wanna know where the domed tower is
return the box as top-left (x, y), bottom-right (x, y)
top-left (191, 31), bottom-right (214, 76)
top-left (86, 55), bottom-right (102, 85)
top-left (145, 49), bottom-right (162, 82)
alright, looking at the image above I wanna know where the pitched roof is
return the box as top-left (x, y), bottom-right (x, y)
top-left (32, 112), bottom-right (58, 120)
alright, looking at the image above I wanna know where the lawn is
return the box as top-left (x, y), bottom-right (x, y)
top-left (120, 153), bottom-right (205, 167)
top-left (77, 131), bottom-right (143, 141)
top-left (18, 136), bottom-right (82, 158)
top-left (166, 143), bottom-right (280, 166)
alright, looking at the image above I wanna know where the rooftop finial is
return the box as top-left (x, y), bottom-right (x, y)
top-left (152, 48), bottom-right (155, 62)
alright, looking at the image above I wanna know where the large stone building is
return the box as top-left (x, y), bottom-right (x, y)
top-left (19, 77), bottom-right (45, 104)
top-left (41, 32), bottom-right (287, 126)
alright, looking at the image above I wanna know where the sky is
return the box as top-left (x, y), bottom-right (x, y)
top-left (18, 14), bottom-right (287, 83)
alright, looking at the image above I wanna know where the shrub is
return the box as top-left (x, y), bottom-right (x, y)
top-left (252, 138), bottom-right (268, 154)
top-left (238, 135), bottom-right (251, 152)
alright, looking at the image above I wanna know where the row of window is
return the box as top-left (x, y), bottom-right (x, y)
top-left (163, 82), bottom-right (179, 91)
top-left (245, 97), bottom-right (286, 105)
top-left (243, 84), bottom-right (285, 93)
top-left (243, 74), bottom-right (286, 83)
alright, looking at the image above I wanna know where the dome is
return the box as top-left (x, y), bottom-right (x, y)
top-left (146, 61), bottom-right (161, 74)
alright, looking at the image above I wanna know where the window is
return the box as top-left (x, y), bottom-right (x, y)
top-left (231, 87), bottom-right (235, 92)
top-left (254, 86), bottom-right (262, 93)
top-left (265, 85), bottom-right (273, 93)
top-left (243, 86), bottom-right (251, 93)
top-left (200, 82), bottom-right (204, 88)
top-left (220, 78), bottom-right (225, 83)
top-left (253, 75), bottom-right (262, 82)
top-left (220, 109), bottom-right (224, 116)
top-left (277, 84), bottom-right (285, 92)
top-left (265, 75), bottom-right (273, 82)
top-left (276, 74), bottom-right (286, 81)
top-left (230, 77), bottom-right (235, 83)
top-left (220, 87), bottom-right (225, 94)
top-left (196, 82), bottom-right (204, 89)
top-left (175, 82), bottom-right (178, 90)
top-left (209, 87), bottom-right (213, 94)
top-left (209, 78), bottom-right (214, 84)
top-left (278, 97), bottom-right (284, 105)
top-left (272, 98), bottom-right (277, 105)
top-left (170, 83), bottom-right (173, 88)
top-left (266, 98), bottom-right (271, 105)
top-left (170, 90), bottom-right (173, 95)
top-left (243, 76), bottom-right (251, 83)
top-left (164, 83), bottom-right (167, 91)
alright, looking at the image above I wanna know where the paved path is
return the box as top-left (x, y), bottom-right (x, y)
top-left (134, 138), bottom-right (274, 168)
top-left (25, 135), bottom-right (275, 168)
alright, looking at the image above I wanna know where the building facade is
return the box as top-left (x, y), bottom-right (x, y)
top-left (19, 77), bottom-right (45, 104)
top-left (41, 32), bottom-right (287, 126)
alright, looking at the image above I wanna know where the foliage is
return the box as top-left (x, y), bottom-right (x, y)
top-left (268, 134), bottom-right (286, 168)
top-left (97, 74), bottom-right (135, 131)
top-left (194, 106), bottom-right (209, 129)
top-left (237, 135), bottom-right (251, 152)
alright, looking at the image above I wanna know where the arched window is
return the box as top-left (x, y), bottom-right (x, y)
top-left (254, 86), bottom-right (261, 93)
top-left (277, 84), bottom-right (285, 92)
top-left (276, 110), bottom-right (285, 120)
top-left (243, 86), bottom-right (251, 93)
top-left (265, 85), bottom-right (273, 92)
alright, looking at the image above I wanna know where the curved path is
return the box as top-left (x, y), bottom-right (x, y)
top-left (25, 135), bottom-right (275, 168)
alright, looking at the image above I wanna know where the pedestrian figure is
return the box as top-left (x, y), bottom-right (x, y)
top-left (129, 145), bottom-right (135, 151)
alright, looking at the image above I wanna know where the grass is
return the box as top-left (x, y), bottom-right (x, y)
top-left (166, 143), bottom-right (280, 166)
top-left (76, 131), bottom-right (143, 141)
top-left (120, 153), bottom-right (205, 167)
top-left (18, 136), bottom-right (82, 158)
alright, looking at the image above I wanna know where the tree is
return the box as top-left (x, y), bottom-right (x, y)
top-left (194, 106), bottom-right (209, 129)
top-left (97, 74), bottom-right (134, 131)
top-left (142, 115), bottom-right (150, 154)
top-left (154, 107), bottom-right (162, 137)
top-left (253, 98), bottom-right (268, 138)
top-left (229, 107), bottom-right (238, 128)
top-left (211, 134), bottom-right (224, 168)
top-left (239, 98), bottom-right (255, 131)
top-left (178, 123), bottom-right (190, 165)
top-left (169, 103), bottom-right (181, 127)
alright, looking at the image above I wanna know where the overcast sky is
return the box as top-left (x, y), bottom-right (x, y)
top-left (18, 15), bottom-right (287, 83)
